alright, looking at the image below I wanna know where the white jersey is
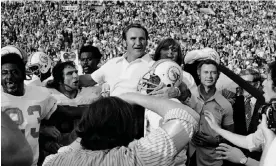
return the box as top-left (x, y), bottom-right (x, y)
top-left (1, 85), bottom-right (57, 166)
top-left (47, 86), bottom-right (102, 106)
top-left (42, 75), bottom-right (53, 87)
top-left (24, 75), bottom-right (43, 87)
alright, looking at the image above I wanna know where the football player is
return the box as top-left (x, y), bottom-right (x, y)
top-left (1, 52), bottom-right (88, 166)
top-left (1, 52), bottom-right (57, 166)
top-left (39, 61), bottom-right (102, 161)
top-left (25, 51), bottom-right (52, 86)
top-left (1, 112), bottom-right (33, 166)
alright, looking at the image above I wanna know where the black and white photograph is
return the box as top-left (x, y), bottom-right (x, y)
top-left (1, 1), bottom-right (276, 166)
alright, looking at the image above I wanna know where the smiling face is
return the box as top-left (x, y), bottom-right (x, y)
top-left (199, 64), bottom-right (219, 88)
top-left (160, 45), bottom-right (179, 62)
top-left (125, 28), bottom-right (148, 61)
top-left (1, 63), bottom-right (24, 96)
top-left (62, 65), bottom-right (79, 91)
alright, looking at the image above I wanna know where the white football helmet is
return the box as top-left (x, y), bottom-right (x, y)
top-left (138, 59), bottom-right (183, 94)
top-left (1, 45), bottom-right (28, 64)
top-left (27, 52), bottom-right (52, 76)
top-left (184, 47), bottom-right (220, 65)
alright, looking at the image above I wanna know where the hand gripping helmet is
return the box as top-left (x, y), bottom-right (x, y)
top-left (27, 52), bottom-right (52, 76)
top-left (1, 45), bottom-right (28, 64)
top-left (138, 59), bottom-right (183, 94)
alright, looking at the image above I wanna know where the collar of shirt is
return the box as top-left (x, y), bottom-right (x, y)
top-left (115, 53), bottom-right (153, 64)
top-left (197, 84), bottom-right (220, 103)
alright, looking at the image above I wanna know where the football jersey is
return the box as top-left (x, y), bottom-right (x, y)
top-left (24, 75), bottom-right (43, 86)
top-left (47, 86), bottom-right (102, 106)
top-left (1, 85), bottom-right (57, 166)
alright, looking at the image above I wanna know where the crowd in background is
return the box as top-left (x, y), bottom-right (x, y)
top-left (2, 1), bottom-right (276, 166)
top-left (1, 1), bottom-right (276, 71)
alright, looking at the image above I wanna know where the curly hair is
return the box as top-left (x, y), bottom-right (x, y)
top-left (79, 45), bottom-right (102, 60)
top-left (1, 53), bottom-right (26, 80)
top-left (76, 97), bottom-right (138, 150)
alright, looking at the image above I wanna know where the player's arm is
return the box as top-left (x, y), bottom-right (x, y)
top-left (78, 62), bottom-right (107, 87)
top-left (55, 104), bottom-right (90, 118)
top-left (178, 81), bottom-right (192, 104)
top-left (1, 112), bottom-right (33, 166)
top-left (119, 93), bottom-right (199, 153)
top-left (78, 74), bottom-right (97, 87)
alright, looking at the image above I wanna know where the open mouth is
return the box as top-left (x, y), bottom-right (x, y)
top-left (134, 47), bottom-right (143, 51)
top-left (73, 80), bottom-right (79, 85)
top-left (83, 66), bottom-right (90, 70)
top-left (6, 81), bottom-right (16, 88)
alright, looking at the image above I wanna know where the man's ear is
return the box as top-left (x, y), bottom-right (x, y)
top-left (256, 81), bottom-right (261, 89)
top-left (123, 40), bottom-right (127, 48)
top-left (197, 69), bottom-right (201, 79)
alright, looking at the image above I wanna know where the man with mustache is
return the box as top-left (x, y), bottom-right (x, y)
top-left (79, 45), bottom-right (102, 74)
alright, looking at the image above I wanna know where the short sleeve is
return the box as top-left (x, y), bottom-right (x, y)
top-left (263, 137), bottom-right (276, 166)
top-left (182, 71), bottom-right (196, 91)
top-left (42, 95), bottom-right (58, 120)
top-left (246, 128), bottom-right (264, 152)
top-left (91, 59), bottom-right (114, 84)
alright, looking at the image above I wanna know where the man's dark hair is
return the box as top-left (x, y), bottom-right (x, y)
top-left (1, 53), bottom-right (26, 80)
top-left (79, 45), bottom-right (102, 60)
top-left (197, 59), bottom-right (220, 76)
top-left (76, 97), bottom-right (138, 150)
top-left (153, 38), bottom-right (183, 66)
top-left (122, 24), bottom-right (149, 40)
top-left (46, 61), bottom-right (76, 89)
top-left (268, 61), bottom-right (276, 92)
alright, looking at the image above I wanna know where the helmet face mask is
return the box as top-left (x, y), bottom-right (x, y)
top-left (138, 59), bottom-right (183, 94)
top-left (28, 64), bottom-right (40, 76)
top-left (27, 52), bottom-right (51, 77)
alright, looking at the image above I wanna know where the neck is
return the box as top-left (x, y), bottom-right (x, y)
top-left (199, 84), bottom-right (216, 101)
top-left (125, 53), bottom-right (145, 63)
top-left (58, 84), bottom-right (78, 99)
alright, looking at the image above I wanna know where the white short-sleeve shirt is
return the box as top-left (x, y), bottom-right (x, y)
top-left (263, 137), bottom-right (276, 166)
top-left (246, 128), bottom-right (265, 152)
top-left (91, 54), bottom-right (155, 96)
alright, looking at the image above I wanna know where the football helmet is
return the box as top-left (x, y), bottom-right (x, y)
top-left (184, 47), bottom-right (220, 64)
top-left (27, 52), bottom-right (52, 76)
top-left (1, 45), bottom-right (28, 64)
top-left (138, 59), bottom-right (183, 94)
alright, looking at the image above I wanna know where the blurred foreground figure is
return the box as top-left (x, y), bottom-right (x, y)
top-left (43, 93), bottom-right (199, 166)
top-left (1, 112), bottom-right (33, 166)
